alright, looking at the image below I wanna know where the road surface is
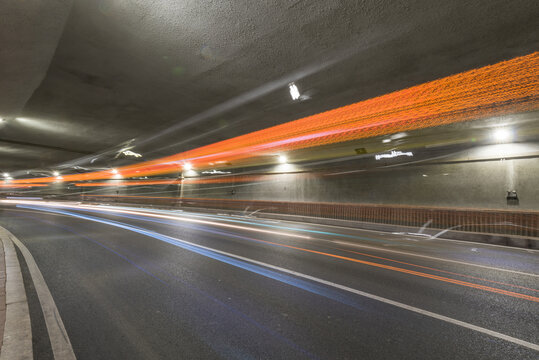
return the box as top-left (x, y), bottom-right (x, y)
top-left (0, 202), bottom-right (537, 359)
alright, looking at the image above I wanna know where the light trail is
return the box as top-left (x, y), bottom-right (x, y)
top-left (331, 240), bottom-right (539, 277)
top-left (332, 247), bottom-right (539, 293)
top-left (79, 205), bottom-right (539, 294)
top-left (0, 200), bottom-right (310, 240)
top-left (11, 204), bottom-right (539, 351)
top-left (11, 52), bottom-right (539, 184)
top-left (6, 200), bottom-right (537, 300)
top-left (214, 234), bottom-right (539, 303)
top-left (73, 175), bottom-right (280, 187)
top-left (0, 184), bottom-right (47, 188)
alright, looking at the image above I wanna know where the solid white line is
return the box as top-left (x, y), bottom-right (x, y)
top-left (1, 200), bottom-right (310, 240)
top-left (7, 229), bottom-right (77, 360)
top-left (425, 235), bottom-right (539, 253)
top-left (231, 208), bottom-right (539, 253)
top-left (331, 240), bottom-right (539, 278)
top-left (0, 227), bottom-right (32, 360)
top-left (9, 207), bottom-right (539, 352)
top-left (179, 240), bottom-right (539, 351)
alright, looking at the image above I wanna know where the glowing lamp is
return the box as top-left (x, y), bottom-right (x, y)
top-left (183, 163), bottom-right (193, 171)
top-left (289, 83), bottom-right (300, 100)
top-left (492, 128), bottom-right (513, 143)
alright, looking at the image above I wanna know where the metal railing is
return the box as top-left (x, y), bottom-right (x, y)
top-left (79, 194), bottom-right (539, 238)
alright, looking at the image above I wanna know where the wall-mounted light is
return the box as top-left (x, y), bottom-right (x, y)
top-left (201, 170), bottom-right (231, 175)
top-left (492, 127), bottom-right (513, 143)
top-left (375, 150), bottom-right (413, 160)
top-left (183, 163), bottom-right (193, 171)
top-left (289, 83), bottom-right (300, 100)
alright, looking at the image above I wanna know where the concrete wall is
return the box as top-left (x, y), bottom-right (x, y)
top-left (5, 144), bottom-right (538, 212)
top-left (180, 148), bottom-right (539, 210)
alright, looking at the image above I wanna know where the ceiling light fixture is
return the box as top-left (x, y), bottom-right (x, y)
top-left (52, 171), bottom-right (60, 176)
top-left (2, 173), bottom-right (9, 178)
top-left (289, 83), bottom-right (300, 100)
top-left (278, 155), bottom-right (288, 164)
top-left (122, 150), bottom-right (142, 157)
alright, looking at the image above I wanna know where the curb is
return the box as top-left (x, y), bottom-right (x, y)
top-left (0, 227), bottom-right (32, 360)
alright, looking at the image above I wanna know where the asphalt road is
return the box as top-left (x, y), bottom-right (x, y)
top-left (0, 202), bottom-right (538, 359)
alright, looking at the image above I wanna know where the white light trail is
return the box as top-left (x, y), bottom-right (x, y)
top-left (1, 200), bottom-right (310, 240)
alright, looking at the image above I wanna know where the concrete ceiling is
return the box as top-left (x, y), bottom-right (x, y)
top-left (1, 0), bottom-right (538, 176)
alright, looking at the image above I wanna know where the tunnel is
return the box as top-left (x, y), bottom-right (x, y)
top-left (0, 1), bottom-right (538, 359)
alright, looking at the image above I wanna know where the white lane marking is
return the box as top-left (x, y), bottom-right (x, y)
top-left (116, 228), bottom-right (538, 352)
top-left (172, 241), bottom-right (539, 351)
top-left (6, 228), bottom-right (77, 360)
top-left (233, 208), bottom-right (539, 253)
top-left (6, 200), bottom-right (537, 255)
top-left (10, 207), bottom-right (539, 352)
top-left (331, 240), bottom-right (539, 278)
top-left (8, 202), bottom-right (538, 278)
top-left (424, 235), bottom-right (539, 253)
top-left (1, 200), bottom-right (309, 240)
top-left (81, 205), bottom-right (310, 239)
top-left (0, 227), bottom-right (32, 360)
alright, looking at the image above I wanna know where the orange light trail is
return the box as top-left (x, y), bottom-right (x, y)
top-left (333, 247), bottom-right (539, 293)
top-left (0, 184), bottom-right (47, 188)
top-left (248, 238), bottom-right (539, 302)
top-left (75, 180), bottom-right (182, 187)
top-left (74, 175), bottom-right (273, 186)
top-left (12, 52), bottom-right (539, 184)
top-left (5, 199), bottom-right (538, 301)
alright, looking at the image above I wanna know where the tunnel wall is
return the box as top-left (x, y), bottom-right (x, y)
top-left (5, 147), bottom-right (538, 211)
top-left (67, 150), bottom-right (539, 240)
top-left (39, 144), bottom-right (539, 211)
top-left (179, 156), bottom-right (539, 211)
top-left (4, 143), bottom-right (538, 239)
